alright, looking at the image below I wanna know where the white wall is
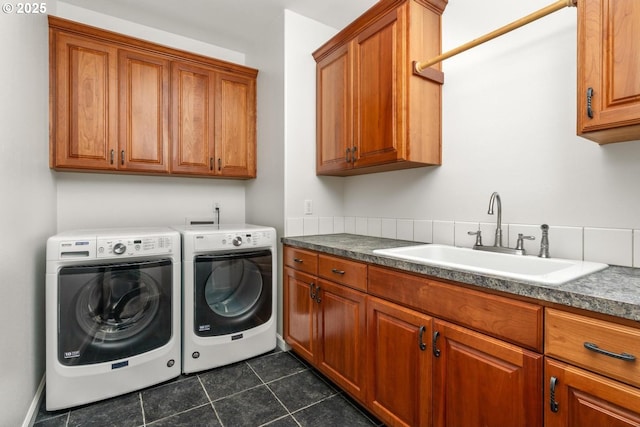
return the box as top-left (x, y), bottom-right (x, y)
top-left (283, 11), bottom-right (344, 236)
top-left (0, 10), bottom-right (57, 426)
top-left (54, 3), bottom-right (250, 230)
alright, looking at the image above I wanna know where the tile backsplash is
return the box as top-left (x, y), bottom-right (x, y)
top-left (286, 216), bottom-right (639, 268)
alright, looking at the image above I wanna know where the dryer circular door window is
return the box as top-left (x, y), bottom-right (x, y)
top-left (57, 259), bottom-right (173, 366)
top-left (194, 249), bottom-right (272, 336)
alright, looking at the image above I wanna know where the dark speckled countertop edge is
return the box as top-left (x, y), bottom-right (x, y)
top-left (281, 233), bottom-right (640, 324)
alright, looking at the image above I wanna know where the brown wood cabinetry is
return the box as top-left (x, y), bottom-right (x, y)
top-left (313, 0), bottom-right (446, 176)
top-left (577, 0), bottom-right (640, 143)
top-left (432, 320), bottom-right (543, 427)
top-left (283, 248), bottom-right (367, 401)
top-left (367, 296), bottom-right (432, 427)
top-left (49, 17), bottom-right (257, 178)
top-left (544, 307), bottom-right (640, 425)
top-left (545, 358), bottom-right (640, 427)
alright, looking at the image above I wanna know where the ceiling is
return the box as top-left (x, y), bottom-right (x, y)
top-left (60, 0), bottom-right (379, 52)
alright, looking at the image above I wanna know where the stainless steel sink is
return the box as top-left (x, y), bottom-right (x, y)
top-left (373, 244), bottom-right (608, 285)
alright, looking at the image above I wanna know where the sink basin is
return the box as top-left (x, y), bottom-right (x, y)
top-left (373, 244), bottom-right (608, 285)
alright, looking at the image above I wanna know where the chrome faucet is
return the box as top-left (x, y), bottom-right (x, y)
top-left (471, 191), bottom-right (535, 256)
top-left (488, 192), bottom-right (503, 247)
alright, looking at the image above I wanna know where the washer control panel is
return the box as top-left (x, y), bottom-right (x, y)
top-left (96, 236), bottom-right (174, 258)
top-left (194, 229), bottom-right (275, 251)
top-left (56, 235), bottom-right (174, 259)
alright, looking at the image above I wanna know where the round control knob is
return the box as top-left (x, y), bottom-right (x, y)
top-left (113, 243), bottom-right (126, 255)
top-left (232, 236), bottom-right (243, 247)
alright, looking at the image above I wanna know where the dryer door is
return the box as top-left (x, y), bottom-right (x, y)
top-left (57, 259), bottom-right (173, 366)
top-left (194, 249), bottom-right (272, 336)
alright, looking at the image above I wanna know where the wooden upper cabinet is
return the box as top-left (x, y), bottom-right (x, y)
top-left (578, 0), bottom-right (640, 143)
top-left (314, 0), bottom-right (446, 176)
top-left (215, 72), bottom-right (256, 178)
top-left (51, 31), bottom-right (118, 170)
top-left (119, 49), bottom-right (170, 173)
top-left (171, 61), bottom-right (215, 175)
top-left (49, 16), bottom-right (257, 178)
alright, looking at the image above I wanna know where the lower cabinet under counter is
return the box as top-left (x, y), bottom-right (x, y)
top-left (283, 244), bottom-right (640, 426)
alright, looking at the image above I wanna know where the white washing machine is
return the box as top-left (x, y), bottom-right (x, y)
top-left (174, 224), bottom-right (277, 374)
top-left (45, 228), bottom-right (181, 410)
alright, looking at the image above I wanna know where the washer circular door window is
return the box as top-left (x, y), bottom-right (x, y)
top-left (204, 258), bottom-right (262, 317)
top-left (194, 249), bottom-right (272, 337)
top-left (57, 259), bottom-right (173, 366)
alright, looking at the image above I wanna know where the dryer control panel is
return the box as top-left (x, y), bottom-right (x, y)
top-left (54, 235), bottom-right (174, 259)
top-left (193, 229), bottom-right (275, 252)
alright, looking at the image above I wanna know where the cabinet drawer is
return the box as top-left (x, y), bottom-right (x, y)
top-left (284, 246), bottom-right (318, 275)
top-left (368, 266), bottom-right (543, 351)
top-left (318, 254), bottom-right (367, 291)
top-left (545, 308), bottom-right (640, 388)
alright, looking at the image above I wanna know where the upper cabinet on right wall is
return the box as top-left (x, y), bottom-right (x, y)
top-left (313, 0), bottom-right (447, 176)
top-left (578, 0), bottom-right (640, 144)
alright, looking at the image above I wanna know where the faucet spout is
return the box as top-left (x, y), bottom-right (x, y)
top-left (488, 192), bottom-right (503, 247)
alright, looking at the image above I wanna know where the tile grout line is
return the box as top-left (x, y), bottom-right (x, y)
top-left (196, 374), bottom-right (225, 427)
top-left (138, 392), bottom-right (146, 427)
top-left (246, 360), bottom-right (299, 425)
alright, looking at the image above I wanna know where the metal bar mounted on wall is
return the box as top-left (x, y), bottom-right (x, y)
top-left (413, 0), bottom-right (577, 83)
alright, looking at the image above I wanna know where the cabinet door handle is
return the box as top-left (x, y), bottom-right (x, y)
top-left (584, 342), bottom-right (636, 362)
top-left (120, 150), bottom-right (125, 165)
top-left (432, 331), bottom-right (441, 357)
top-left (218, 158), bottom-right (222, 171)
top-left (586, 87), bottom-right (594, 119)
top-left (351, 146), bottom-right (357, 163)
top-left (314, 285), bottom-right (321, 303)
top-left (110, 149), bottom-right (114, 165)
top-left (309, 282), bottom-right (316, 301)
top-left (346, 147), bottom-right (351, 163)
top-left (549, 376), bottom-right (559, 413)
top-left (418, 326), bottom-right (427, 351)
top-left (209, 157), bottom-right (214, 171)
top-left (331, 268), bottom-right (345, 275)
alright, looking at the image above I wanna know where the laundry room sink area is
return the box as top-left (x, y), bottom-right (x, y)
top-left (373, 244), bottom-right (608, 285)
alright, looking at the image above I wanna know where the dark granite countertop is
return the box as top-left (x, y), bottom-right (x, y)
top-left (281, 233), bottom-right (640, 323)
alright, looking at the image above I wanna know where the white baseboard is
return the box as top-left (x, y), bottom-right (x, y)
top-left (22, 374), bottom-right (45, 427)
top-left (276, 333), bottom-right (291, 351)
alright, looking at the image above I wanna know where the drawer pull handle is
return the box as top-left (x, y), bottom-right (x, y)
top-left (331, 268), bottom-right (345, 275)
top-left (549, 376), bottom-right (559, 413)
top-left (293, 258), bottom-right (304, 263)
top-left (418, 326), bottom-right (427, 351)
top-left (432, 331), bottom-right (441, 357)
top-left (583, 342), bottom-right (636, 362)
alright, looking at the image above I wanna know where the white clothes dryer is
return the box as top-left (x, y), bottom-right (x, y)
top-left (45, 228), bottom-right (181, 410)
top-left (174, 224), bottom-right (277, 374)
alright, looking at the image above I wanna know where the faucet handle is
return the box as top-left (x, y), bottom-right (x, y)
top-left (468, 230), bottom-right (483, 247)
top-left (515, 233), bottom-right (535, 250)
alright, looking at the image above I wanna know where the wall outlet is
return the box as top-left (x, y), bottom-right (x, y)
top-left (304, 199), bottom-right (313, 215)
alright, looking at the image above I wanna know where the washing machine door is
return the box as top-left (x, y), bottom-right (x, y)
top-left (194, 249), bottom-right (272, 336)
top-left (57, 259), bottom-right (173, 366)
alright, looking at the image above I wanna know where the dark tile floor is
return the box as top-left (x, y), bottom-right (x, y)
top-left (34, 351), bottom-right (383, 427)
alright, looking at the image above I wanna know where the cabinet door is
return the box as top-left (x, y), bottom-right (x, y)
top-left (171, 62), bottom-right (215, 175)
top-left (432, 320), bottom-right (543, 427)
top-left (315, 279), bottom-right (367, 401)
top-left (214, 72), bottom-right (256, 178)
top-left (367, 296), bottom-right (432, 427)
top-left (119, 49), bottom-right (170, 173)
top-left (578, 0), bottom-right (640, 143)
top-left (316, 43), bottom-right (352, 174)
top-left (51, 31), bottom-right (117, 170)
top-left (545, 358), bottom-right (640, 427)
top-left (283, 267), bottom-right (316, 363)
top-left (353, 8), bottom-right (405, 168)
